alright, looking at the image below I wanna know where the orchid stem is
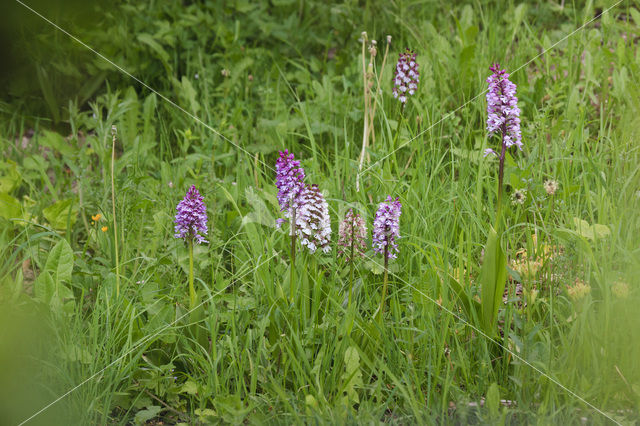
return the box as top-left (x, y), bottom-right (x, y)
top-left (290, 208), bottom-right (296, 302)
top-left (188, 239), bottom-right (195, 310)
top-left (378, 246), bottom-right (390, 322)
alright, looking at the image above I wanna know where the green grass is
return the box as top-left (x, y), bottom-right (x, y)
top-left (1, 0), bottom-right (640, 424)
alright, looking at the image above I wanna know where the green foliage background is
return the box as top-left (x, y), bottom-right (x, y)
top-left (1, 0), bottom-right (640, 424)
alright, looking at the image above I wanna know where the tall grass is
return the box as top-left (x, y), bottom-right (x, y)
top-left (1, 1), bottom-right (639, 424)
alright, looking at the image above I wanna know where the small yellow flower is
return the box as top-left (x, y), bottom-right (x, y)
top-left (92, 213), bottom-right (102, 222)
top-left (101, 226), bottom-right (108, 232)
top-left (567, 279), bottom-right (590, 301)
top-left (611, 281), bottom-right (630, 299)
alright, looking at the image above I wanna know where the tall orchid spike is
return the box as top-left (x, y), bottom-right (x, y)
top-left (392, 49), bottom-right (419, 105)
top-left (372, 196), bottom-right (402, 259)
top-left (275, 149), bottom-right (306, 229)
top-left (296, 184), bottom-right (332, 254)
top-left (338, 209), bottom-right (367, 261)
top-left (174, 185), bottom-right (209, 244)
top-left (486, 64), bottom-right (522, 150)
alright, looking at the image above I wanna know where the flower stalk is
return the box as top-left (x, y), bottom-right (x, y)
top-left (372, 196), bottom-right (402, 320)
top-left (485, 64), bottom-right (522, 215)
top-left (188, 239), bottom-right (195, 309)
top-left (111, 126), bottom-right (121, 297)
top-left (174, 185), bottom-right (209, 309)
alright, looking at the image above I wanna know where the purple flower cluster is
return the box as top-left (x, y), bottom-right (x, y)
top-left (372, 196), bottom-right (402, 259)
top-left (274, 150), bottom-right (332, 253)
top-left (486, 64), bottom-right (522, 150)
top-left (275, 150), bottom-right (306, 227)
top-left (174, 185), bottom-right (208, 244)
top-left (392, 49), bottom-right (419, 104)
top-left (338, 209), bottom-right (367, 261)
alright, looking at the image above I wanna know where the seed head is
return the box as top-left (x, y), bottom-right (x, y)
top-left (511, 188), bottom-right (527, 205)
top-left (544, 179), bottom-right (559, 196)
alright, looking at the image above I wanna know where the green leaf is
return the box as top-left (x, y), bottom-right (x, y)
top-left (486, 382), bottom-right (500, 419)
top-left (341, 346), bottom-right (363, 405)
top-left (44, 238), bottom-right (74, 284)
top-left (43, 198), bottom-right (78, 230)
top-left (40, 130), bottom-right (76, 158)
top-left (479, 226), bottom-right (507, 336)
top-left (0, 193), bottom-right (22, 220)
top-left (137, 33), bottom-right (170, 64)
top-left (180, 380), bottom-right (198, 395)
top-left (34, 271), bottom-right (56, 304)
top-left (0, 160), bottom-right (21, 193)
top-left (194, 408), bottom-right (217, 421)
top-left (573, 217), bottom-right (610, 240)
top-left (134, 405), bottom-right (162, 425)
top-left (629, 7), bottom-right (640, 27)
top-left (179, 76), bottom-right (201, 115)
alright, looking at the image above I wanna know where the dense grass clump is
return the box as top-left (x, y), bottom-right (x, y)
top-left (1, 1), bottom-right (639, 424)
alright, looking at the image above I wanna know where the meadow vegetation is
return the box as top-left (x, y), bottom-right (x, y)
top-left (1, 1), bottom-right (639, 424)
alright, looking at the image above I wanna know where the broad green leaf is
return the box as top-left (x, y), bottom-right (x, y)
top-left (44, 238), bottom-right (74, 284)
top-left (180, 380), bottom-right (198, 395)
top-left (0, 193), bottom-right (21, 220)
top-left (34, 271), bottom-right (56, 303)
top-left (341, 346), bottom-right (363, 405)
top-left (479, 226), bottom-right (507, 336)
top-left (629, 7), bottom-right (640, 27)
top-left (179, 76), bottom-right (201, 115)
top-left (0, 160), bottom-right (21, 193)
top-left (137, 33), bottom-right (170, 64)
top-left (573, 217), bottom-right (610, 240)
top-left (43, 198), bottom-right (78, 229)
top-left (194, 408), bottom-right (217, 421)
top-left (134, 406), bottom-right (162, 425)
top-left (40, 130), bottom-right (76, 158)
top-left (486, 382), bottom-right (500, 418)
top-left (592, 223), bottom-right (611, 239)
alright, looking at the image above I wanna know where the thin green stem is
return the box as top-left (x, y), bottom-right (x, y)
top-left (188, 239), bottom-right (195, 310)
top-left (497, 128), bottom-right (507, 219)
top-left (348, 220), bottom-right (355, 308)
top-left (289, 208), bottom-right (296, 302)
top-left (378, 246), bottom-right (390, 322)
top-left (111, 127), bottom-right (121, 297)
